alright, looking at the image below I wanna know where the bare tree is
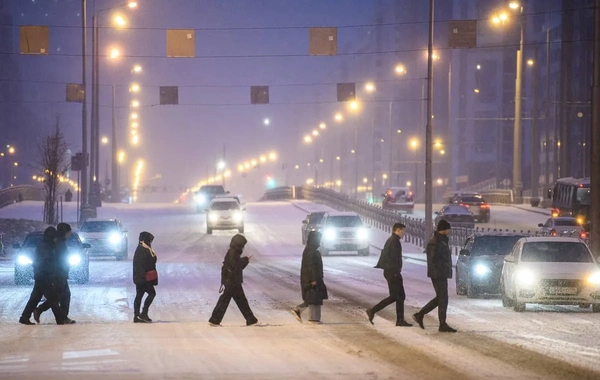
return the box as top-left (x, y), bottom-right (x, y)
top-left (38, 122), bottom-right (69, 224)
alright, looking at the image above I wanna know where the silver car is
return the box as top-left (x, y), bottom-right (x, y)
top-left (537, 217), bottom-right (585, 238)
top-left (78, 218), bottom-right (129, 260)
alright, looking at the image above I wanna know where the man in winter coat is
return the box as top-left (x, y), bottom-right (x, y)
top-left (208, 234), bottom-right (259, 326)
top-left (19, 227), bottom-right (68, 325)
top-left (291, 231), bottom-right (328, 324)
top-left (412, 220), bottom-right (457, 332)
top-left (35, 223), bottom-right (75, 324)
top-left (366, 223), bottom-right (412, 326)
top-left (133, 231), bottom-right (158, 323)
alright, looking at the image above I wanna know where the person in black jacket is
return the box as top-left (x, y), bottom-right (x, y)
top-left (366, 223), bottom-right (412, 326)
top-left (35, 223), bottom-right (76, 324)
top-left (19, 227), bottom-right (68, 325)
top-left (208, 234), bottom-right (259, 327)
top-left (412, 220), bottom-right (457, 333)
top-left (291, 231), bottom-right (328, 324)
top-left (133, 231), bottom-right (157, 323)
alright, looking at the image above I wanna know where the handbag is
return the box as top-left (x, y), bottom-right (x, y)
top-left (145, 269), bottom-right (158, 282)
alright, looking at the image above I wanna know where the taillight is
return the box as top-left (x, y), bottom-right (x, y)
top-left (549, 230), bottom-right (557, 236)
top-left (480, 204), bottom-right (489, 209)
top-left (580, 232), bottom-right (589, 239)
top-left (460, 203), bottom-right (470, 208)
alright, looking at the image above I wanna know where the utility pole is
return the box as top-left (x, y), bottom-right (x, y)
top-left (512, 13), bottom-right (525, 204)
top-left (531, 46), bottom-right (540, 203)
top-left (388, 102), bottom-right (393, 187)
top-left (80, 0), bottom-right (89, 212)
top-left (111, 85), bottom-right (118, 202)
top-left (590, 0), bottom-right (600, 256)
top-left (425, 0), bottom-right (434, 239)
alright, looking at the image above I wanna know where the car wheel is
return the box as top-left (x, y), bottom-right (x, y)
top-left (466, 280), bottom-right (478, 299)
top-left (513, 301), bottom-right (526, 312)
top-left (207, 227), bottom-right (213, 235)
top-left (238, 227), bottom-right (244, 234)
top-left (592, 304), bottom-right (600, 313)
top-left (358, 248), bottom-right (369, 256)
top-left (455, 270), bottom-right (466, 296)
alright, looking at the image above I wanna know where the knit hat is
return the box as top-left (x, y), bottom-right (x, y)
top-left (437, 219), bottom-right (451, 232)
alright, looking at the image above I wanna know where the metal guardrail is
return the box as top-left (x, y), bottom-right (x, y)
top-left (0, 186), bottom-right (44, 208)
top-left (263, 186), bottom-right (588, 254)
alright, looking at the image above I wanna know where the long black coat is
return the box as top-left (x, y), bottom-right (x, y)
top-left (426, 232), bottom-right (452, 279)
top-left (54, 237), bottom-right (70, 280)
top-left (33, 227), bottom-right (58, 282)
top-left (375, 233), bottom-right (402, 273)
top-left (220, 234), bottom-right (249, 288)
top-left (133, 232), bottom-right (158, 286)
top-left (300, 231), bottom-right (328, 305)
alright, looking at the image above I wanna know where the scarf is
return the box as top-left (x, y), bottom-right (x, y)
top-left (140, 241), bottom-right (156, 257)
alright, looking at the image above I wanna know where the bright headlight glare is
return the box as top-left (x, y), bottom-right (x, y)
top-left (109, 233), bottom-right (122, 245)
top-left (516, 269), bottom-right (537, 288)
top-left (588, 272), bottom-right (600, 285)
top-left (196, 194), bottom-right (206, 204)
top-left (324, 228), bottom-right (336, 241)
top-left (233, 211), bottom-right (243, 222)
top-left (69, 255), bottom-right (81, 266)
top-left (17, 255), bottom-right (33, 265)
top-left (357, 228), bottom-right (368, 240)
top-left (208, 213), bottom-right (219, 222)
top-left (474, 264), bottom-right (491, 276)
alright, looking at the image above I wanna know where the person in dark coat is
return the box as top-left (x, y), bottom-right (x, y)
top-left (291, 231), bottom-right (328, 324)
top-left (208, 234), bottom-right (259, 326)
top-left (133, 231), bottom-right (157, 323)
top-left (64, 189), bottom-right (73, 202)
top-left (19, 227), bottom-right (68, 325)
top-left (35, 223), bottom-right (75, 324)
top-left (366, 223), bottom-right (412, 326)
top-left (412, 220), bottom-right (457, 332)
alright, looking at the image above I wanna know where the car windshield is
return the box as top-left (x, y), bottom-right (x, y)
top-left (201, 186), bottom-right (225, 194)
top-left (80, 221), bottom-right (117, 232)
top-left (472, 236), bottom-right (523, 256)
top-left (325, 215), bottom-right (363, 227)
top-left (521, 242), bottom-right (593, 263)
top-left (211, 202), bottom-right (239, 211)
top-left (554, 219), bottom-right (578, 226)
top-left (23, 234), bottom-right (43, 248)
top-left (309, 213), bottom-right (326, 224)
top-left (443, 205), bottom-right (470, 215)
top-left (461, 195), bottom-right (484, 203)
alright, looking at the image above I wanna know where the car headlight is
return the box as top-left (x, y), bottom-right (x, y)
top-left (473, 264), bottom-right (491, 277)
top-left (17, 255), bottom-right (33, 265)
top-left (108, 233), bottom-right (122, 245)
top-left (208, 213), bottom-right (219, 223)
top-left (195, 194), bottom-right (206, 204)
top-left (323, 228), bottom-right (336, 241)
top-left (587, 272), bottom-right (600, 285)
top-left (68, 254), bottom-right (82, 266)
top-left (233, 211), bottom-right (243, 223)
top-left (357, 228), bottom-right (369, 240)
top-left (516, 269), bottom-right (537, 288)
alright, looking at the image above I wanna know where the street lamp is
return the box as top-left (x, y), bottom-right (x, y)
top-left (132, 64), bottom-right (142, 73)
top-left (365, 82), bottom-right (376, 92)
top-left (334, 113), bottom-right (343, 122)
top-left (319, 122), bottom-right (326, 129)
top-left (312, 130), bottom-right (319, 137)
top-left (129, 83), bottom-right (140, 93)
top-left (108, 47), bottom-right (121, 59)
top-left (395, 64), bottom-right (406, 75)
top-left (409, 138), bottom-right (420, 196)
top-left (263, 118), bottom-right (270, 126)
top-left (131, 100), bottom-right (140, 108)
top-left (304, 135), bottom-right (312, 143)
top-left (101, 136), bottom-right (109, 144)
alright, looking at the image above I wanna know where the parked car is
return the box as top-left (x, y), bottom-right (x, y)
top-left (501, 237), bottom-right (600, 312)
top-left (450, 193), bottom-right (491, 223)
top-left (77, 218), bottom-right (128, 260)
top-left (194, 185), bottom-right (228, 213)
top-left (14, 231), bottom-right (90, 284)
top-left (301, 211), bottom-right (327, 245)
top-left (434, 204), bottom-right (475, 229)
top-left (456, 233), bottom-right (526, 298)
top-left (381, 187), bottom-right (414, 214)
top-left (537, 217), bottom-right (586, 238)
top-left (206, 198), bottom-right (245, 234)
top-left (320, 212), bottom-right (370, 256)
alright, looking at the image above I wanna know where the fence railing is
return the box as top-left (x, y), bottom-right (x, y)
top-left (263, 185), bottom-right (588, 253)
top-left (0, 186), bottom-right (44, 208)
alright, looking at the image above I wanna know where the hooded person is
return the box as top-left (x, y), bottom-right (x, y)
top-left (35, 223), bottom-right (75, 324)
top-left (208, 234), bottom-right (259, 327)
top-left (20, 227), bottom-right (68, 325)
top-left (133, 231), bottom-right (157, 323)
top-left (290, 231), bottom-right (328, 324)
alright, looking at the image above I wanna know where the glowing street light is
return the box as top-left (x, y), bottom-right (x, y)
top-left (130, 112), bottom-right (138, 120)
top-left (238, 164), bottom-right (244, 172)
top-left (131, 122), bottom-right (138, 128)
top-left (132, 64), bottom-right (142, 73)
top-left (108, 47), bottom-right (120, 59)
top-left (131, 135), bottom-right (139, 145)
top-left (312, 130), bottom-right (319, 136)
top-left (263, 118), bottom-right (270, 126)
top-left (131, 100), bottom-right (140, 108)
top-left (334, 113), bottom-right (343, 122)
top-left (365, 82), bottom-right (376, 92)
top-left (304, 135), bottom-right (312, 143)
top-left (129, 83), bottom-right (140, 93)
top-left (509, 1), bottom-right (520, 9)
top-left (406, 181), bottom-right (412, 187)
top-left (127, 1), bottom-right (138, 8)
top-left (295, 165), bottom-right (300, 169)
top-left (319, 122), bottom-right (326, 129)
top-left (260, 156), bottom-right (267, 163)
top-left (7, 146), bottom-right (15, 154)
top-left (217, 161), bottom-right (226, 170)
top-left (527, 59), bottom-right (534, 66)
top-left (409, 138), bottom-right (419, 149)
top-left (395, 64), bottom-right (406, 75)
top-left (349, 100), bottom-right (360, 111)
top-left (269, 152), bottom-right (277, 161)
top-left (113, 14), bottom-right (127, 27)
top-left (101, 136), bottom-right (109, 144)
top-left (118, 151), bottom-right (126, 163)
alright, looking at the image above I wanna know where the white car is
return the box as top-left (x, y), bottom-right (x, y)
top-left (501, 237), bottom-right (600, 312)
top-left (320, 212), bottom-right (370, 256)
top-left (77, 218), bottom-right (128, 260)
top-left (206, 198), bottom-right (245, 234)
top-left (537, 217), bottom-right (586, 238)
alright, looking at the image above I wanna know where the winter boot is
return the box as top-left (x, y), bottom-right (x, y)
top-left (366, 309), bottom-right (375, 325)
top-left (412, 313), bottom-right (425, 329)
top-left (19, 318), bottom-right (35, 325)
top-left (396, 319), bottom-right (413, 327)
top-left (140, 309), bottom-right (152, 323)
top-left (33, 308), bottom-right (41, 324)
top-left (290, 309), bottom-right (302, 323)
top-left (133, 315), bottom-right (147, 323)
top-left (439, 324), bottom-right (457, 333)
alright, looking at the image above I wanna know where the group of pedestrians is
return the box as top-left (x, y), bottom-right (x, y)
top-left (19, 223), bottom-right (75, 325)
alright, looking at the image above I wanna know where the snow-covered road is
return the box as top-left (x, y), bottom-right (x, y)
top-left (0, 201), bottom-right (598, 379)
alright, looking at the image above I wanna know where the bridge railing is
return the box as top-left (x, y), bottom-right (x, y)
top-left (0, 186), bottom-right (44, 208)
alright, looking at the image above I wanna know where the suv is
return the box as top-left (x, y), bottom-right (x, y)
top-left (301, 211), bottom-right (326, 245)
top-left (195, 185), bottom-right (228, 213)
top-left (14, 231), bottom-right (91, 284)
top-left (320, 212), bottom-right (370, 256)
top-left (206, 198), bottom-right (245, 234)
top-left (382, 187), bottom-right (414, 214)
top-left (456, 233), bottom-right (525, 298)
top-left (450, 193), bottom-right (490, 223)
top-left (78, 218), bottom-right (128, 260)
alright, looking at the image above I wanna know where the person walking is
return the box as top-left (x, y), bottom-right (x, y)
top-left (208, 234), bottom-right (258, 327)
top-left (291, 230), bottom-right (328, 324)
top-left (366, 223), bottom-right (412, 326)
top-left (20, 227), bottom-right (68, 325)
top-left (133, 231), bottom-right (158, 323)
top-left (412, 220), bottom-right (457, 333)
top-left (35, 223), bottom-right (76, 324)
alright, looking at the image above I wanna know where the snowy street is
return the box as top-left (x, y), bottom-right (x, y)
top-left (0, 201), bottom-right (599, 379)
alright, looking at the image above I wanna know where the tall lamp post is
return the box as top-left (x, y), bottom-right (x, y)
top-left (410, 138), bottom-right (419, 197)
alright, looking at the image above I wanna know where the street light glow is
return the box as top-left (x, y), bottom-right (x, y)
top-left (406, 181), bottom-right (412, 187)
top-left (269, 152), bottom-right (277, 161)
top-left (132, 135), bottom-right (139, 145)
top-left (131, 100), bottom-right (140, 108)
top-left (101, 136), bottom-right (109, 144)
top-left (113, 14), bottom-right (127, 27)
top-left (410, 138), bottom-right (419, 149)
top-left (365, 82), bottom-right (376, 92)
top-left (8, 146), bottom-right (15, 154)
top-left (118, 151), bottom-right (126, 163)
top-left (395, 64), bottom-right (406, 75)
top-left (131, 122), bottom-right (138, 128)
top-left (260, 156), bottom-right (267, 163)
top-left (334, 113), bottom-right (343, 122)
top-left (476, 64), bottom-right (481, 70)
top-left (304, 135), bottom-right (312, 143)
top-left (336, 156), bottom-right (340, 160)
top-left (312, 130), bottom-right (319, 136)
top-left (527, 59), bottom-right (534, 66)
top-left (382, 173), bottom-right (388, 179)
top-left (349, 100), bottom-right (359, 111)
top-left (474, 88), bottom-right (480, 93)
top-left (130, 113), bottom-right (138, 119)
top-left (132, 64), bottom-right (142, 73)
top-left (130, 83), bottom-right (140, 93)
top-left (127, 1), bottom-right (138, 8)
top-left (319, 122), bottom-right (326, 129)
top-left (108, 48), bottom-right (120, 59)
top-left (263, 118), bottom-right (270, 126)
top-left (509, 2), bottom-right (520, 9)
top-left (217, 161), bottom-right (226, 170)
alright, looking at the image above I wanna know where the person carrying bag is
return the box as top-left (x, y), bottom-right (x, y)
top-left (132, 231), bottom-right (158, 323)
